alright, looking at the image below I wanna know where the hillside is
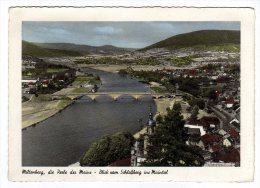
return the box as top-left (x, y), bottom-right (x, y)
top-left (142, 30), bottom-right (240, 52)
top-left (34, 43), bottom-right (135, 55)
top-left (22, 41), bottom-right (82, 57)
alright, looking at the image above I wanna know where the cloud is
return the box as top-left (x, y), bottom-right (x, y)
top-left (148, 22), bottom-right (175, 30)
top-left (49, 28), bottom-right (70, 35)
top-left (95, 26), bottom-right (123, 35)
top-left (22, 22), bottom-right (240, 48)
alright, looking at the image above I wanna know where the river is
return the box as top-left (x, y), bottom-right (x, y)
top-left (22, 68), bottom-right (157, 166)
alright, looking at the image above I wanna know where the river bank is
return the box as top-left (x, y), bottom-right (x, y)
top-left (78, 64), bottom-right (193, 73)
top-left (22, 66), bottom-right (209, 130)
top-left (22, 96), bottom-right (76, 129)
top-left (22, 72), bottom-right (102, 129)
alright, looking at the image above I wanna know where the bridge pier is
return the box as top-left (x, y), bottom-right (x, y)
top-left (133, 95), bottom-right (139, 100)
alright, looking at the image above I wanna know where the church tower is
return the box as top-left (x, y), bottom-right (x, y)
top-left (147, 112), bottom-right (156, 134)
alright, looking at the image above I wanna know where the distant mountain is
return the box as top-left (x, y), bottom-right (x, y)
top-left (142, 30), bottom-right (240, 52)
top-left (22, 30), bottom-right (240, 58)
top-left (22, 41), bottom-right (135, 57)
top-left (34, 42), bottom-right (135, 55)
top-left (22, 41), bottom-right (82, 57)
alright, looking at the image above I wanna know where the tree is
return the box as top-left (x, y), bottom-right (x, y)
top-left (80, 131), bottom-right (135, 166)
top-left (142, 124), bottom-right (204, 166)
top-left (202, 88), bottom-right (219, 102)
top-left (179, 77), bottom-right (200, 96)
top-left (155, 114), bottom-right (163, 124)
top-left (142, 102), bottom-right (204, 166)
top-left (164, 103), bottom-right (186, 140)
top-left (188, 98), bottom-right (205, 109)
top-left (118, 69), bottom-right (128, 76)
top-left (189, 105), bottom-right (199, 121)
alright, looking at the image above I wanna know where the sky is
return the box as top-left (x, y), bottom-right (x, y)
top-left (22, 22), bottom-right (240, 49)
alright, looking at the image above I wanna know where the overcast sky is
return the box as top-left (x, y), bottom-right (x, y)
top-left (22, 22), bottom-right (240, 48)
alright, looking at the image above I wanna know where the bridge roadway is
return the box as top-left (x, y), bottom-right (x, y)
top-left (52, 92), bottom-right (175, 100)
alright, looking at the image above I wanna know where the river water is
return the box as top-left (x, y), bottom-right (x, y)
top-left (22, 68), bottom-right (156, 166)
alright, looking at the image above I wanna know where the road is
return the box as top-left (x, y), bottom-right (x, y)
top-left (178, 89), bottom-right (236, 131)
top-left (207, 105), bottom-right (231, 131)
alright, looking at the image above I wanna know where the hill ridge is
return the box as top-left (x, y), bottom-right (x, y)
top-left (142, 30), bottom-right (240, 51)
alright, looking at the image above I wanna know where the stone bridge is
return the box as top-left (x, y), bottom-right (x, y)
top-left (53, 92), bottom-right (177, 101)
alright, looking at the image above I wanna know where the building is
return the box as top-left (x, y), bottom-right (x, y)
top-left (201, 133), bottom-right (222, 150)
top-left (147, 112), bottom-right (156, 134)
top-left (109, 158), bottom-right (131, 166)
top-left (131, 112), bottom-right (156, 166)
top-left (184, 124), bottom-right (206, 136)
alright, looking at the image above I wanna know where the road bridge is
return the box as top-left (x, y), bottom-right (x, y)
top-left (52, 92), bottom-right (177, 101)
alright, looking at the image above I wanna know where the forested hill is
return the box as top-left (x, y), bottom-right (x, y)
top-left (142, 30), bottom-right (240, 51)
top-left (22, 41), bottom-right (82, 57)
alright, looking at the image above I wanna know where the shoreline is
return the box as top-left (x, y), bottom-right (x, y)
top-left (22, 99), bottom-right (76, 130)
top-left (78, 64), bottom-right (194, 73)
top-left (22, 72), bottom-right (99, 130)
top-left (21, 65), bottom-right (200, 130)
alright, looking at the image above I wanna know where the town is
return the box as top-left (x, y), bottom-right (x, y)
top-left (106, 49), bottom-right (241, 167)
top-left (21, 29), bottom-right (240, 167)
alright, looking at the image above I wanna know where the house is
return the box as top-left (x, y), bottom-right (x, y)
top-left (201, 133), bottom-right (222, 150)
top-left (215, 148), bottom-right (240, 164)
top-left (223, 138), bottom-right (232, 147)
top-left (228, 128), bottom-right (240, 141)
top-left (201, 150), bottom-right (212, 161)
top-left (198, 116), bottom-right (220, 131)
top-left (22, 57), bottom-right (37, 70)
top-left (22, 78), bottom-right (38, 94)
top-left (41, 80), bottom-right (50, 88)
top-left (22, 79), bottom-right (37, 87)
top-left (24, 87), bottom-right (36, 94)
top-left (211, 75), bottom-right (218, 80)
top-left (225, 96), bottom-right (235, 109)
top-left (230, 118), bottom-right (240, 129)
top-left (235, 107), bottom-right (240, 114)
top-left (226, 103), bottom-right (233, 109)
top-left (184, 124), bottom-right (206, 136)
top-left (218, 129), bottom-right (227, 136)
top-left (186, 128), bottom-right (201, 136)
top-left (183, 69), bottom-right (198, 77)
top-left (209, 144), bottom-right (222, 153)
top-left (109, 158), bottom-right (131, 166)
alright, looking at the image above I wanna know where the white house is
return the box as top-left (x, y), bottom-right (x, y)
top-left (184, 124), bottom-right (206, 136)
top-left (223, 138), bottom-right (232, 147)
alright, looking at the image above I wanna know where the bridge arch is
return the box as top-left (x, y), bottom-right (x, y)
top-left (136, 95), bottom-right (153, 101)
top-left (87, 94), bottom-right (115, 101)
top-left (72, 95), bottom-right (94, 102)
top-left (74, 92), bottom-right (175, 101)
top-left (115, 94), bottom-right (139, 101)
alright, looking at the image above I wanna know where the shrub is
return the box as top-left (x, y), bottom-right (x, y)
top-left (80, 131), bottom-right (135, 166)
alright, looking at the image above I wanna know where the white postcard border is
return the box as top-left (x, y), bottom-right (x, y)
top-left (8, 7), bottom-right (255, 182)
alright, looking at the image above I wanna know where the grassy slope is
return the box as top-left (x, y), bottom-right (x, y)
top-left (22, 41), bottom-right (82, 57)
top-left (142, 30), bottom-right (240, 52)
